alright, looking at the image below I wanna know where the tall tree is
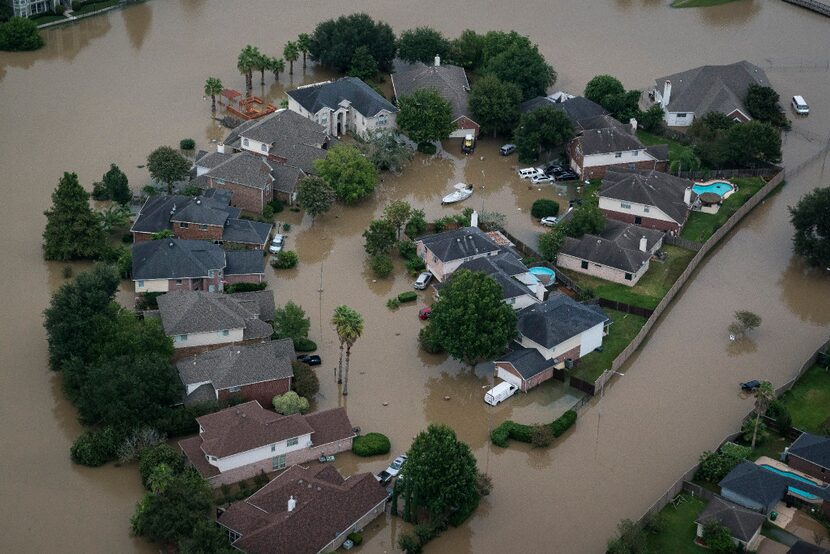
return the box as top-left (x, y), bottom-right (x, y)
top-left (584, 74), bottom-right (639, 120)
top-left (297, 32), bottom-right (311, 69)
top-left (309, 13), bottom-right (396, 73)
top-left (283, 40), bottom-right (299, 75)
top-left (313, 145), bottom-right (378, 204)
top-left (726, 120), bottom-right (782, 165)
top-left (449, 29), bottom-right (484, 70)
top-left (397, 26), bottom-right (451, 64)
top-left (347, 45), bottom-right (378, 82)
top-left (359, 129), bottom-right (414, 173)
top-left (237, 45), bottom-right (257, 95)
top-left (429, 269), bottom-right (517, 368)
top-left (745, 84), bottom-right (787, 128)
top-left (267, 56), bottom-right (285, 81)
top-left (481, 34), bottom-right (555, 101)
top-left (98, 204), bottom-right (131, 234)
top-left (363, 219), bottom-right (396, 256)
top-left (513, 106), bottom-right (575, 163)
top-left (565, 201), bottom-right (605, 238)
top-left (296, 175), bottom-right (335, 223)
top-left (101, 163), bottom-right (131, 204)
top-left (469, 74), bottom-right (522, 137)
top-left (383, 200), bottom-right (413, 239)
top-left (397, 89), bottom-right (455, 151)
top-left (272, 301), bottom-right (310, 343)
top-left (538, 226), bottom-right (567, 261)
top-left (584, 74), bottom-right (626, 106)
top-left (147, 146), bottom-right (190, 195)
top-left (331, 305), bottom-right (363, 396)
top-left (789, 186), bottom-right (830, 268)
top-left (43, 172), bottom-right (107, 261)
top-left (0, 16), bottom-right (43, 52)
top-left (203, 76), bottom-right (223, 111)
top-left (252, 50), bottom-right (269, 85)
top-left (750, 381), bottom-right (775, 449)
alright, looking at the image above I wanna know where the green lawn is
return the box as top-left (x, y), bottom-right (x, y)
top-left (680, 177), bottom-right (768, 242)
top-left (571, 309), bottom-right (647, 382)
top-left (750, 433), bottom-right (791, 462)
top-left (637, 130), bottom-right (696, 169)
top-left (779, 364), bottom-right (830, 434)
top-left (33, 14), bottom-right (68, 25)
top-left (562, 245), bottom-right (696, 310)
top-left (73, 0), bottom-right (119, 15)
top-left (645, 494), bottom-right (707, 554)
top-left (671, 0), bottom-right (740, 7)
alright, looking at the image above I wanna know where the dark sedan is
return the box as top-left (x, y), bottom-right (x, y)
top-left (297, 354), bottom-right (322, 366)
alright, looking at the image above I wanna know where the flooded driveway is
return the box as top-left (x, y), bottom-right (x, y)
top-left (0, 1), bottom-right (828, 552)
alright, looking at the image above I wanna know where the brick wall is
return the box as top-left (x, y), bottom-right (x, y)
top-left (226, 273), bottom-right (265, 285)
top-left (218, 378), bottom-right (291, 407)
top-left (601, 209), bottom-right (681, 233)
top-left (209, 179), bottom-right (266, 214)
top-left (786, 455), bottom-right (829, 482)
top-left (174, 222), bottom-right (223, 241)
top-left (133, 232), bottom-right (152, 243)
top-left (172, 337), bottom-right (268, 362)
top-left (455, 116), bottom-right (481, 137)
top-left (581, 159), bottom-right (668, 180)
top-left (558, 253), bottom-right (648, 286)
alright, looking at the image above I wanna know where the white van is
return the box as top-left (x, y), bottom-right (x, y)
top-left (791, 95), bottom-right (809, 115)
top-left (518, 167), bottom-right (544, 180)
top-left (484, 381), bottom-right (518, 406)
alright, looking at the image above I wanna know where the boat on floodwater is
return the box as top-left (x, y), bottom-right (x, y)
top-left (441, 182), bottom-right (473, 204)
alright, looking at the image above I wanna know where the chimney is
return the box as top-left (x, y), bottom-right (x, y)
top-left (683, 186), bottom-right (692, 206)
top-left (661, 80), bottom-right (672, 109)
top-left (470, 210), bottom-right (479, 228)
top-left (217, 143), bottom-right (225, 154)
top-left (287, 496), bottom-right (296, 512)
top-left (629, 118), bottom-right (638, 133)
top-left (639, 236), bottom-right (648, 252)
top-left (434, 55), bottom-right (440, 67)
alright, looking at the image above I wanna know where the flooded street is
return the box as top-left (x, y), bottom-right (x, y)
top-left (1, 1), bottom-right (829, 552)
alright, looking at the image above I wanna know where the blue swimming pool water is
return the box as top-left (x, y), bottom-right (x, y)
top-left (789, 486), bottom-right (819, 500)
top-left (760, 464), bottom-right (820, 486)
top-left (692, 181), bottom-right (735, 197)
top-left (529, 267), bottom-right (556, 278)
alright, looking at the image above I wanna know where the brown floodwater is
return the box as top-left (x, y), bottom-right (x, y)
top-left (1, 1), bottom-right (829, 552)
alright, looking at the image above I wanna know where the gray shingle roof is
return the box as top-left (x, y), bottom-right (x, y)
top-left (225, 250), bottom-right (266, 276)
top-left (789, 433), bottom-right (830, 470)
top-left (392, 62), bottom-right (473, 121)
top-left (655, 61), bottom-right (770, 116)
top-left (222, 218), bottom-right (272, 246)
top-left (157, 290), bottom-right (262, 335)
top-left (577, 125), bottom-right (645, 155)
top-left (560, 219), bottom-right (664, 274)
top-left (695, 496), bottom-right (766, 543)
top-left (516, 294), bottom-right (608, 350)
top-left (132, 239), bottom-right (226, 280)
top-left (645, 144), bottom-right (669, 162)
top-left (496, 346), bottom-right (553, 379)
top-left (720, 461), bottom-right (830, 512)
top-left (520, 95), bottom-right (609, 126)
top-left (131, 195), bottom-right (236, 233)
top-left (225, 109), bottom-right (330, 148)
top-left (196, 151), bottom-right (233, 170)
top-left (790, 540), bottom-right (830, 554)
top-left (271, 164), bottom-right (303, 194)
top-left (229, 290), bottom-right (275, 321)
top-left (207, 152), bottom-right (274, 191)
top-left (288, 77), bottom-right (398, 118)
top-left (455, 252), bottom-right (535, 301)
top-left (171, 200), bottom-right (231, 226)
top-left (177, 339), bottom-right (295, 392)
top-left (601, 169), bottom-right (694, 225)
top-left (417, 227), bottom-right (501, 263)
top-left (278, 143), bottom-right (328, 174)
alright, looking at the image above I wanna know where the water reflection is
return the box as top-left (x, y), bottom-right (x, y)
top-left (122, 2), bottom-right (152, 51)
top-left (778, 255), bottom-right (830, 324)
top-left (727, 336), bottom-right (759, 356)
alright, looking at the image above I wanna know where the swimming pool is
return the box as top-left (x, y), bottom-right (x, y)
top-left (529, 266), bottom-right (556, 285)
top-left (760, 464), bottom-right (820, 486)
top-left (788, 486), bottom-right (819, 500)
top-left (692, 180), bottom-right (736, 198)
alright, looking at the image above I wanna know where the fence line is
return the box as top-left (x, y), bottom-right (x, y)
top-left (596, 298), bottom-right (654, 318)
top-left (674, 166), bottom-right (780, 180)
top-left (664, 235), bottom-right (703, 251)
top-left (781, 0), bottom-right (830, 16)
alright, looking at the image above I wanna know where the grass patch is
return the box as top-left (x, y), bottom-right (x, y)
top-left (33, 14), bottom-right (68, 25)
top-left (637, 130), bottom-right (696, 168)
top-left (779, 364), bottom-right (830, 434)
top-left (680, 176), bottom-right (767, 242)
top-left (749, 433), bottom-right (790, 462)
top-left (73, 0), bottom-right (119, 15)
top-left (645, 494), bottom-right (708, 554)
top-left (561, 245), bottom-right (695, 310)
top-left (571, 309), bottom-right (647, 382)
top-left (671, 0), bottom-right (740, 7)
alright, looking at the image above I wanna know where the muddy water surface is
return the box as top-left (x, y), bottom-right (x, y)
top-left (1, 1), bottom-right (829, 552)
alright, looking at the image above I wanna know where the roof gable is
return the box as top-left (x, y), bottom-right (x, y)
top-left (417, 227), bottom-right (501, 263)
top-left (392, 62), bottom-right (473, 121)
top-left (655, 61), bottom-right (770, 115)
top-left (132, 239), bottom-right (226, 280)
top-left (516, 293), bottom-right (608, 350)
top-left (288, 77), bottom-right (398, 118)
top-left (601, 169), bottom-right (694, 225)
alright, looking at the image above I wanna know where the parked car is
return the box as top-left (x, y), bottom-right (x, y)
top-left (740, 380), bottom-right (761, 392)
top-left (500, 143), bottom-right (516, 156)
top-left (375, 470), bottom-right (392, 484)
top-left (268, 234), bottom-right (285, 254)
top-left (484, 381), bottom-right (518, 406)
top-left (791, 95), bottom-right (809, 115)
top-left (540, 216), bottom-right (559, 226)
top-left (462, 133), bottom-right (476, 153)
top-left (545, 163), bottom-right (565, 175)
top-left (297, 354), bottom-right (322, 366)
top-left (531, 174), bottom-right (554, 185)
top-left (518, 167), bottom-right (545, 179)
top-left (385, 455), bottom-right (407, 478)
top-left (554, 170), bottom-right (579, 181)
top-left (414, 271), bottom-right (433, 290)
top-left (568, 198), bottom-right (584, 208)
top-left (418, 307), bottom-right (432, 320)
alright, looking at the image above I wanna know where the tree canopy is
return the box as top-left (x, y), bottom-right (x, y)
top-left (789, 186), bottom-right (830, 268)
top-left (565, 201), bottom-right (605, 238)
top-left (514, 106), bottom-right (575, 164)
top-left (0, 17), bottom-right (43, 51)
top-left (313, 145), bottom-right (378, 204)
top-left (92, 163), bottom-right (131, 204)
top-left (398, 27), bottom-right (451, 64)
top-left (296, 175), bottom-right (336, 221)
top-left (147, 146), bottom-right (190, 195)
top-left (469, 74), bottom-right (522, 137)
top-left (363, 219), bottom-right (397, 256)
top-left (428, 269), bottom-right (517, 367)
top-left (539, 226), bottom-right (567, 261)
top-left (272, 301), bottom-right (311, 343)
top-left (347, 45), bottom-right (378, 82)
top-left (359, 129), bottom-right (414, 173)
top-left (309, 13), bottom-right (396, 73)
top-left (43, 172), bottom-right (107, 261)
top-left (726, 120), bottom-right (781, 165)
top-left (397, 89), bottom-right (455, 149)
top-left (481, 33), bottom-right (555, 102)
top-left (584, 74), bottom-right (640, 121)
top-left (745, 84), bottom-right (787, 128)
top-left (383, 200), bottom-right (413, 240)
top-left (449, 29), bottom-right (484, 70)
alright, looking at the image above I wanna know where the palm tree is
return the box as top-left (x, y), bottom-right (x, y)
top-left (98, 204), bottom-right (131, 233)
top-left (253, 51), bottom-right (269, 86)
top-left (284, 41), bottom-right (300, 76)
top-left (268, 57), bottom-right (285, 82)
top-left (331, 305), bottom-right (364, 396)
top-left (203, 76), bottom-right (223, 112)
top-left (297, 33), bottom-right (311, 69)
top-left (237, 45), bottom-right (257, 95)
top-left (751, 381), bottom-right (775, 449)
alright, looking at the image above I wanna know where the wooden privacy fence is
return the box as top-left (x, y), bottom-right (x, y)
top-left (664, 235), bottom-right (703, 251)
top-left (674, 166), bottom-right (781, 180)
top-left (596, 298), bottom-right (654, 318)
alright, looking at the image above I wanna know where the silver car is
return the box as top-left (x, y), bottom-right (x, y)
top-left (268, 234), bottom-right (285, 254)
top-left (414, 271), bottom-right (432, 290)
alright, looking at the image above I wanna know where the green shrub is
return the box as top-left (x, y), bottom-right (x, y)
top-left (282, 223), bottom-right (292, 232)
top-left (268, 199), bottom-right (284, 214)
top-left (70, 427), bottom-right (122, 467)
top-left (370, 253), bottom-right (393, 278)
top-left (397, 291), bottom-right (417, 303)
top-left (398, 533), bottom-right (422, 554)
top-left (293, 337), bottom-right (317, 352)
top-left (405, 256), bottom-right (426, 275)
top-left (387, 297), bottom-right (400, 310)
top-left (491, 411), bottom-right (577, 448)
top-left (153, 401), bottom-right (219, 437)
top-left (271, 250), bottom-right (298, 269)
top-left (398, 239), bottom-right (417, 260)
top-left (697, 443), bottom-right (751, 483)
top-left (179, 138), bottom-right (195, 150)
top-left (121, 233), bottom-right (132, 243)
top-left (225, 282), bottom-right (267, 293)
top-left (531, 199), bottom-right (560, 218)
top-left (448, 495), bottom-right (479, 527)
top-left (352, 433), bottom-right (391, 457)
top-left (262, 205), bottom-right (275, 219)
top-left (418, 324), bottom-right (444, 354)
top-left (417, 142), bottom-right (437, 155)
top-left (55, 4), bottom-right (65, 15)
top-left (531, 424), bottom-right (554, 447)
top-left (273, 391), bottom-right (310, 415)
top-left (138, 444), bottom-right (185, 489)
top-left (490, 423), bottom-right (510, 447)
top-left (405, 209), bottom-right (427, 238)
top-left (92, 181), bottom-right (110, 200)
top-left (507, 422), bottom-right (533, 443)
top-left (291, 361), bottom-right (320, 398)
top-left (550, 410), bottom-right (577, 437)
top-left (347, 532), bottom-right (364, 546)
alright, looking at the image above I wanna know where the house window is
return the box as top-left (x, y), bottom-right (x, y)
top-left (176, 279), bottom-right (183, 285)
top-left (377, 115), bottom-right (388, 126)
top-left (175, 334), bottom-right (188, 342)
top-left (272, 454), bottom-right (286, 470)
top-left (506, 297), bottom-right (515, 305)
top-left (219, 329), bottom-right (230, 337)
top-left (260, 144), bottom-right (266, 152)
top-left (643, 207), bottom-right (650, 213)
top-left (137, 280), bottom-right (145, 288)
top-left (615, 152), bottom-right (622, 158)
top-left (228, 385), bottom-right (241, 393)
top-left (243, 138), bottom-right (249, 147)
top-left (676, 113), bottom-right (687, 118)
top-left (179, 222), bottom-right (189, 229)
top-left (286, 437), bottom-right (299, 447)
top-left (632, 151), bottom-right (638, 157)
top-left (271, 444), bottom-right (276, 452)
top-left (431, 254), bottom-right (437, 263)
top-left (199, 224), bottom-right (208, 231)
top-left (580, 260), bottom-right (589, 270)
top-left (228, 531), bottom-right (241, 542)
top-left (620, 202), bottom-right (631, 209)
top-left (625, 273), bottom-right (633, 281)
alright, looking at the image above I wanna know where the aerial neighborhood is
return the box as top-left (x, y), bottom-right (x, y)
top-left (10, 2), bottom-right (828, 553)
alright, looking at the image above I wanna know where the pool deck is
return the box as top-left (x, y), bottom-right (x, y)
top-left (755, 456), bottom-right (826, 486)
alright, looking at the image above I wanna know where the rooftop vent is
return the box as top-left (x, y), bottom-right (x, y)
top-left (168, 242), bottom-right (175, 248)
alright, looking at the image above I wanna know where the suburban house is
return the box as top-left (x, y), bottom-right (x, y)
top-left (785, 433), bottom-right (830, 481)
top-left (439, 251), bottom-right (545, 310)
top-left (391, 57), bottom-right (480, 138)
top-left (192, 151), bottom-right (276, 214)
top-left (494, 294), bottom-right (608, 391)
top-left (156, 290), bottom-right (274, 356)
top-left (132, 239), bottom-right (265, 293)
top-left (217, 464), bottom-right (388, 554)
top-left (694, 496), bottom-right (766, 552)
top-left (599, 169), bottom-right (696, 233)
top-left (651, 61), bottom-right (771, 127)
top-left (8, 0), bottom-right (58, 17)
top-left (790, 540), bottom-right (830, 554)
top-left (176, 339), bottom-right (294, 406)
top-left (130, 193), bottom-right (272, 249)
top-left (520, 92), bottom-right (609, 128)
top-left (179, 401), bottom-right (356, 486)
top-left (415, 226), bottom-right (502, 282)
top-left (557, 219), bottom-right (664, 286)
top-left (567, 115), bottom-right (668, 179)
top-left (287, 77), bottom-right (398, 137)
top-left (719, 461), bottom-right (830, 517)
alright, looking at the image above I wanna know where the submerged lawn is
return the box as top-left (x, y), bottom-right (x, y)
top-left (779, 364), bottom-right (830, 434)
top-left (681, 177), bottom-right (768, 242)
top-left (672, 0), bottom-right (740, 7)
top-left (572, 309), bottom-right (647, 382)
top-left (73, 0), bottom-right (119, 15)
top-left (645, 494), bottom-right (707, 554)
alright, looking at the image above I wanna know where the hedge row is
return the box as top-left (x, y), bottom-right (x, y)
top-left (397, 291), bottom-right (417, 303)
top-left (352, 433), bottom-right (391, 457)
top-left (225, 282), bottom-right (267, 293)
top-left (490, 410), bottom-right (577, 448)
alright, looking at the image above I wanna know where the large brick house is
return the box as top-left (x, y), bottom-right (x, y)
top-left (193, 152), bottom-right (276, 215)
top-left (520, 93), bottom-right (608, 128)
top-left (785, 433), bottom-right (830, 482)
top-left (557, 219), bottom-right (664, 286)
top-left (416, 226), bottom-right (502, 282)
top-left (157, 290), bottom-right (274, 357)
top-left (567, 115), bottom-right (668, 179)
top-left (131, 239), bottom-right (265, 293)
top-left (392, 57), bottom-right (480, 138)
top-left (179, 401), bottom-right (356, 487)
top-left (599, 169), bottom-right (696, 233)
top-left (131, 192), bottom-right (272, 249)
top-left (495, 294), bottom-right (608, 391)
top-left (176, 339), bottom-right (294, 406)
top-left (217, 464), bottom-right (388, 553)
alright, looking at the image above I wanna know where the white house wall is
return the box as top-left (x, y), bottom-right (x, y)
top-left (136, 279), bottom-right (171, 293)
top-left (665, 112), bottom-right (695, 127)
top-left (506, 294), bottom-right (539, 311)
top-left (583, 149), bottom-right (655, 169)
top-left (239, 137), bottom-right (270, 156)
top-left (598, 197), bottom-right (677, 224)
top-left (578, 323), bottom-right (605, 357)
top-left (210, 432), bottom-right (314, 473)
top-left (173, 328), bottom-right (244, 349)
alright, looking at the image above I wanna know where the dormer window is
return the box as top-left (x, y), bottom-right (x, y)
top-left (243, 138), bottom-right (249, 147)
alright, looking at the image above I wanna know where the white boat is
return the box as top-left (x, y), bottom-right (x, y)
top-left (441, 183), bottom-right (473, 204)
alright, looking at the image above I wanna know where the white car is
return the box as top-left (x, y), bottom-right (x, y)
top-left (531, 174), bottom-right (554, 185)
top-left (518, 167), bottom-right (545, 180)
top-left (413, 271), bottom-right (433, 290)
top-left (385, 455), bottom-right (407, 478)
top-left (268, 234), bottom-right (285, 254)
top-left (540, 216), bottom-right (559, 226)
